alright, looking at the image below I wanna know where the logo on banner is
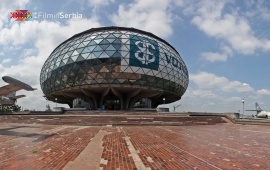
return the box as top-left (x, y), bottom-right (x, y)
top-left (165, 53), bottom-right (188, 75)
top-left (129, 35), bottom-right (159, 70)
top-left (10, 10), bottom-right (32, 21)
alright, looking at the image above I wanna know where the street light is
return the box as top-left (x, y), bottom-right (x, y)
top-left (242, 99), bottom-right (245, 116)
top-left (55, 98), bottom-right (58, 108)
top-left (163, 98), bottom-right (165, 107)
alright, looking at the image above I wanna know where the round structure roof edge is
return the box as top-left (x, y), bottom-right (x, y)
top-left (53, 26), bottom-right (179, 55)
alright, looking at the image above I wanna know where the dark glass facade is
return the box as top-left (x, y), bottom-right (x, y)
top-left (40, 26), bottom-right (189, 109)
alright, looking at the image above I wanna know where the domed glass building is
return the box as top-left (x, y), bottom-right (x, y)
top-left (40, 26), bottom-right (189, 110)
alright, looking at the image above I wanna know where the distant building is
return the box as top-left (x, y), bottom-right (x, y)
top-left (40, 26), bottom-right (189, 110)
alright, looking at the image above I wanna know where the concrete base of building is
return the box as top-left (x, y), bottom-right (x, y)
top-left (45, 85), bottom-right (180, 110)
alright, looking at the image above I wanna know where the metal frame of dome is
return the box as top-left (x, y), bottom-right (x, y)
top-left (40, 26), bottom-right (189, 109)
top-left (53, 26), bottom-right (179, 55)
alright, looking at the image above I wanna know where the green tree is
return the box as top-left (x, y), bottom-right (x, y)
top-left (12, 105), bottom-right (21, 112)
top-left (0, 104), bottom-right (21, 113)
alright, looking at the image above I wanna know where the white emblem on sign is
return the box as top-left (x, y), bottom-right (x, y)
top-left (135, 40), bottom-right (155, 65)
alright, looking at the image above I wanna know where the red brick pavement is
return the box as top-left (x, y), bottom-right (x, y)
top-left (157, 125), bottom-right (270, 169)
top-left (1, 122), bottom-right (270, 169)
top-left (100, 131), bottom-right (137, 170)
top-left (122, 125), bottom-right (270, 170)
top-left (123, 126), bottom-right (220, 170)
top-left (0, 124), bottom-right (100, 170)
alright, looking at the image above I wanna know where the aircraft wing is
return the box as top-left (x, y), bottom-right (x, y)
top-left (9, 95), bottom-right (26, 100)
top-left (0, 76), bottom-right (37, 96)
top-left (0, 84), bottom-right (21, 96)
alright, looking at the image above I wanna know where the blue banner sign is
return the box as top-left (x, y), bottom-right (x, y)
top-left (129, 35), bottom-right (159, 71)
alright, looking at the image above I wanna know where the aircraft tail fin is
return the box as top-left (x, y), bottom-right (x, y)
top-left (246, 102), bottom-right (264, 115)
top-left (5, 92), bottom-right (25, 103)
top-left (255, 102), bottom-right (263, 112)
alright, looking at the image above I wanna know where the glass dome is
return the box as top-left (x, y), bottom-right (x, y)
top-left (40, 26), bottom-right (189, 109)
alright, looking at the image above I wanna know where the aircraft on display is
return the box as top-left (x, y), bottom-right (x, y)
top-left (246, 102), bottom-right (270, 118)
top-left (0, 76), bottom-right (37, 105)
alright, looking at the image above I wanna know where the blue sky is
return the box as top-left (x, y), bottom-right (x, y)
top-left (1, 0), bottom-right (270, 113)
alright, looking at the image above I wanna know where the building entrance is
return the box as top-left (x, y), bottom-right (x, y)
top-left (104, 99), bottom-right (121, 110)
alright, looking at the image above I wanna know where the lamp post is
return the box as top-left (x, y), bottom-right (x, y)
top-left (242, 99), bottom-right (245, 116)
top-left (55, 98), bottom-right (58, 108)
top-left (163, 98), bottom-right (165, 107)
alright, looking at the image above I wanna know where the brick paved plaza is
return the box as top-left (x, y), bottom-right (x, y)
top-left (0, 115), bottom-right (270, 170)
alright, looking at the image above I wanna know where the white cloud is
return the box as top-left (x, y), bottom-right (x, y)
top-left (0, 21), bottom-right (44, 45)
top-left (190, 71), bottom-right (254, 93)
top-left (110, 0), bottom-right (173, 38)
top-left (221, 45), bottom-right (233, 55)
top-left (172, 0), bottom-right (184, 7)
top-left (0, 18), bottom-right (101, 110)
top-left (0, 0), bottom-right (30, 29)
top-left (257, 89), bottom-right (270, 95)
top-left (2, 58), bottom-right (11, 64)
top-left (201, 44), bottom-right (234, 62)
top-left (201, 52), bottom-right (228, 62)
top-left (189, 0), bottom-right (270, 56)
top-left (0, 18), bottom-right (101, 77)
top-left (258, 7), bottom-right (270, 21)
top-left (225, 96), bottom-right (242, 102)
top-left (88, 0), bottom-right (115, 9)
top-left (20, 49), bottom-right (37, 58)
top-left (244, 0), bottom-right (270, 21)
top-left (177, 71), bottom-right (270, 113)
top-left (185, 89), bottom-right (216, 98)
